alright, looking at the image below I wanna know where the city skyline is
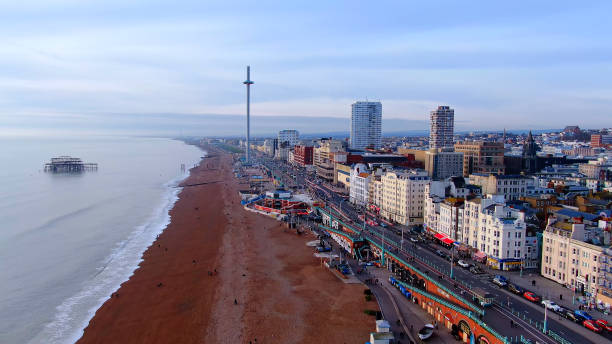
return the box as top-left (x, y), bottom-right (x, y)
top-left (1, 1), bottom-right (611, 136)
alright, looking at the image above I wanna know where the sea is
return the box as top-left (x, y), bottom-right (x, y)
top-left (0, 136), bottom-right (204, 344)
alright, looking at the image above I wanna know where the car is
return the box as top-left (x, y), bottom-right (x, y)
top-left (494, 275), bottom-right (507, 283)
top-left (457, 260), bottom-right (470, 268)
top-left (380, 222), bottom-right (388, 228)
top-left (564, 310), bottom-right (581, 323)
top-left (410, 237), bottom-right (418, 243)
top-left (541, 300), bottom-right (562, 312)
top-left (574, 310), bottom-right (593, 320)
top-left (493, 276), bottom-right (508, 288)
top-left (583, 320), bottom-right (603, 333)
top-left (469, 266), bottom-right (485, 274)
top-left (555, 305), bottom-right (570, 315)
top-left (596, 319), bottom-right (612, 331)
top-left (523, 291), bottom-right (540, 302)
top-left (507, 283), bottom-right (524, 295)
top-left (417, 324), bottom-right (435, 340)
top-left (435, 250), bottom-right (446, 258)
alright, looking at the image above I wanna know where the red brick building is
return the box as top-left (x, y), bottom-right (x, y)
top-left (293, 145), bottom-right (313, 166)
top-left (591, 134), bottom-right (612, 148)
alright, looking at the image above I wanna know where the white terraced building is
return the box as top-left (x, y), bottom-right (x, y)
top-left (349, 163), bottom-right (371, 206)
top-left (463, 195), bottom-right (526, 270)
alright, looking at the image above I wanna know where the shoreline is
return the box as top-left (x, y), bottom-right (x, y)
top-left (63, 159), bottom-right (197, 343)
top-left (24, 138), bottom-right (204, 344)
top-left (76, 145), bottom-right (377, 343)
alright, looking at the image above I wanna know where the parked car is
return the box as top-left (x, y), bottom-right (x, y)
top-left (457, 260), bottom-right (470, 268)
top-left (596, 319), bottom-right (612, 332)
top-left (541, 300), bottom-right (562, 312)
top-left (417, 324), bottom-right (435, 340)
top-left (410, 237), bottom-right (418, 243)
top-left (507, 283), bottom-right (524, 295)
top-left (523, 291), bottom-right (540, 302)
top-left (493, 276), bottom-right (508, 288)
top-left (435, 250), bottom-right (447, 258)
top-left (564, 310), bottom-right (581, 323)
top-left (583, 320), bottom-right (603, 333)
top-left (380, 222), bottom-right (388, 228)
top-left (575, 310), bottom-right (593, 320)
top-left (494, 275), bottom-right (507, 283)
top-left (555, 306), bottom-right (571, 315)
top-left (469, 266), bottom-right (485, 274)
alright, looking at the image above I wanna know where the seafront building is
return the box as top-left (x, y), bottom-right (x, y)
top-left (424, 178), bottom-right (480, 242)
top-left (541, 217), bottom-right (610, 306)
top-left (293, 145), bottom-right (314, 166)
top-left (314, 138), bottom-right (345, 182)
top-left (463, 195), bottom-right (527, 270)
top-left (429, 106), bottom-right (454, 150)
top-left (349, 163), bottom-right (371, 206)
top-left (350, 101), bottom-right (382, 150)
top-left (377, 169), bottom-right (429, 226)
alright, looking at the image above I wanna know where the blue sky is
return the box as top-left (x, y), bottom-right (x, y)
top-left (0, 1), bottom-right (611, 136)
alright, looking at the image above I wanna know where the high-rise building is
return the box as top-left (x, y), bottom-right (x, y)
top-left (454, 141), bottom-right (505, 176)
top-left (429, 106), bottom-right (454, 150)
top-left (277, 129), bottom-right (299, 148)
top-left (350, 101), bottom-right (382, 150)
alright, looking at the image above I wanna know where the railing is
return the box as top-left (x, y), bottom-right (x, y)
top-left (547, 329), bottom-right (572, 344)
top-left (317, 224), bottom-right (358, 242)
top-left (395, 279), bottom-right (508, 343)
top-left (368, 239), bottom-right (482, 315)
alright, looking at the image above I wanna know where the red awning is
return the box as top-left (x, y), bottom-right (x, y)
top-left (441, 237), bottom-right (454, 245)
top-left (434, 233), bottom-right (446, 240)
top-left (474, 251), bottom-right (487, 259)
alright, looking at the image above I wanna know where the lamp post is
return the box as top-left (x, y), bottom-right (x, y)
top-left (543, 303), bottom-right (548, 333)
top-left (450, 245), bottom-right (454, 279)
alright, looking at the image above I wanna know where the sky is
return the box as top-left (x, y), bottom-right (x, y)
top-left (0, 0), bottom-right (611, 136)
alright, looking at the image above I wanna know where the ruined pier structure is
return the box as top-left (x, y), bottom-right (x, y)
top-left (44, 156), bottom-right (98, 173)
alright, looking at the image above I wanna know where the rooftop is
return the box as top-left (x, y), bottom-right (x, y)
top-left (554, 208), bottom-right (600, 222)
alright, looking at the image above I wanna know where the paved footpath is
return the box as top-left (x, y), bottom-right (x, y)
top-left (349, 259), bottom-right (457, 344)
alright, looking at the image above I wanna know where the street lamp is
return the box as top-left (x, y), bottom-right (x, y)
top-left (543, 303), bottom-right (548, 333)
top-left (450, 245), bottom-right (454, 279)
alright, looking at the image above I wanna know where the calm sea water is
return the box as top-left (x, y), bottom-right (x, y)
top-left (0, 136), bottom-right (203, 344)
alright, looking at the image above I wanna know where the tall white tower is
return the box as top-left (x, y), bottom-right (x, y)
top-left (243, 66), bottom-right (254, 163)
top-left (429, 105), bottom-right (454, 150)
top-left (350, 101), bottom-right (382, 150)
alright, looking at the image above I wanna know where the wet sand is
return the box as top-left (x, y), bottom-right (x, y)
top-left (77, 146), bottom-right (377, 344)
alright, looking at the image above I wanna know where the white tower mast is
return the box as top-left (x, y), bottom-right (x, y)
top-left (243, 66), bottom-right (254, 163)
